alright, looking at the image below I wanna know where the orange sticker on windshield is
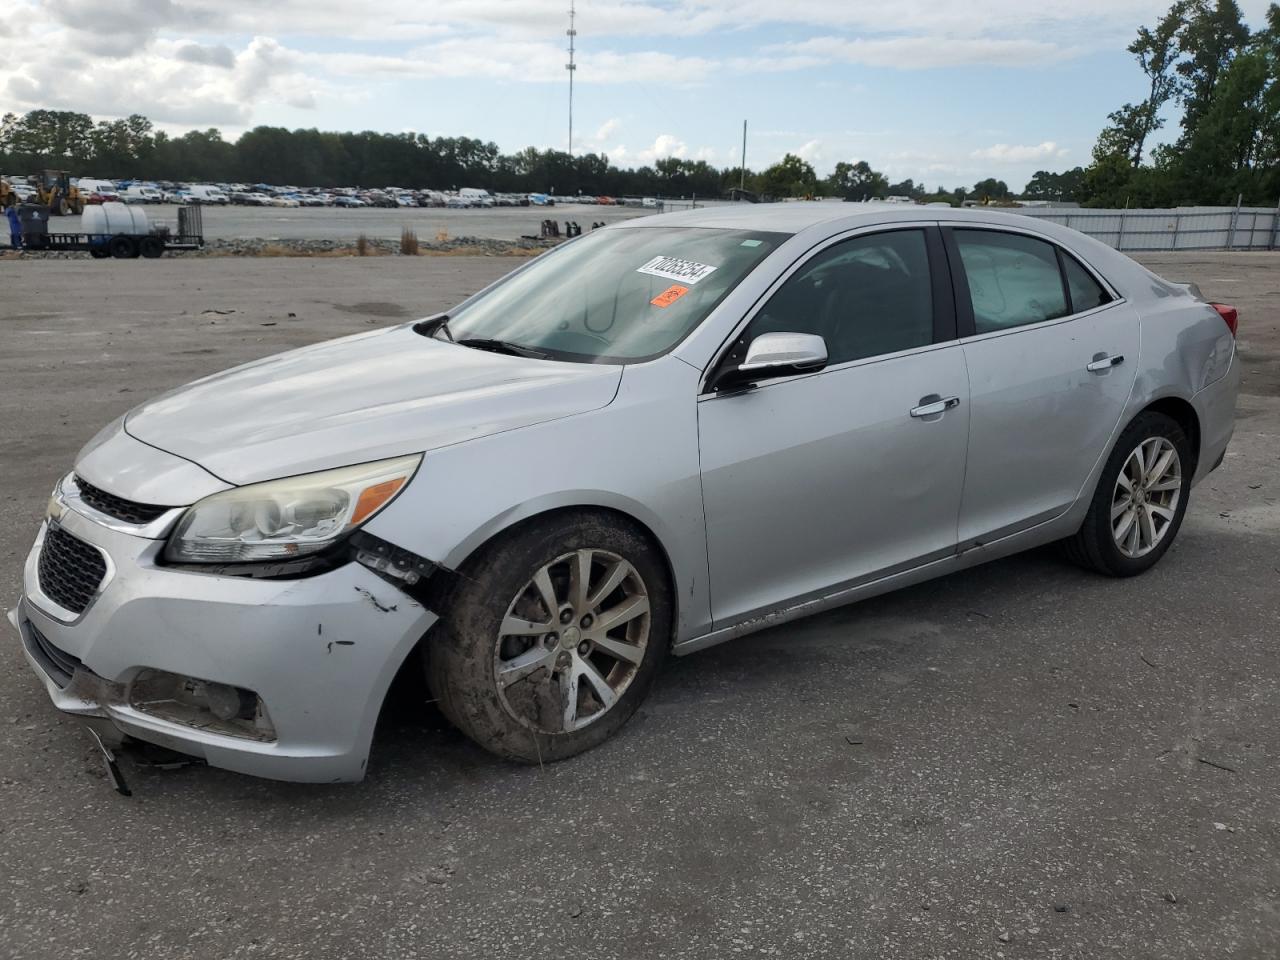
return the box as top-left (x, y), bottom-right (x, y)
top-left (650, 284), bottom-right (690, 308)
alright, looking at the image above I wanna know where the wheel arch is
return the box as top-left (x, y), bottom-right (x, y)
top-left (1137, 395), bottom-right (1201, 469)
top-left (442, 498), bottom-right (682, 645)
top-left (465, 499), bottom-right (680, 604)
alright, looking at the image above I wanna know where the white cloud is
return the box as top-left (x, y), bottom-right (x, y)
top-left (174, 42), bottom-right (235, 69)
top-left (794, 139), bottom-right (823, 163)
top-left (593, 118), bottom-right (622, 141)
top-left (781, 35), bottom-right (1076, 69)
top-left (971, 141), bottom-right (1070, 162)
top-left (608, 134), bottom-right (692, 166)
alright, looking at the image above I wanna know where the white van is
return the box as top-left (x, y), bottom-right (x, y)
top-left (121, 185), bottom-right (163, 204)
top-left (459, 187), bottom-right (494, 207)
top-left (186, 184), bottom-right (230, 204)
top-left (75, 178), bottom-right (119, 199)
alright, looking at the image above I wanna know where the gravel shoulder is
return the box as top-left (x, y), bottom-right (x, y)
top-left (1, 253), bottom-right (1278, 960)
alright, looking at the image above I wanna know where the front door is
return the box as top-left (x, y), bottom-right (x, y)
top-left (698, 226), bottom-right (970, 627)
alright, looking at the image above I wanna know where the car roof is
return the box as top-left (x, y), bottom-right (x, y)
top-left (611, 200), bottom-right (1148, 300)
top-left (617, 201), bottom-right (1048, 235)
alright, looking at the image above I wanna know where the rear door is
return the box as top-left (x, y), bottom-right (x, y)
top-left (945, 226), bottom-right (1139, 546)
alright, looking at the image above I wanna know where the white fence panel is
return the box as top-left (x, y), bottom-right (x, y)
top-left (1015, 205), bottom-right (1280, 252)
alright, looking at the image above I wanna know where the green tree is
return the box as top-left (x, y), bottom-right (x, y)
top-left (759, 154), bottom-right (817, 198)
top-left (970, 178), bottom-right (1011, 200)
top-left (824, 160), bottom-right (888, 200)
top-left (1176, 0), bottom-right (1252, 139)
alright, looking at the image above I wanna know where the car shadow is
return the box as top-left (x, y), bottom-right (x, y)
top-left (110, 540), bottom-right (1111, 811)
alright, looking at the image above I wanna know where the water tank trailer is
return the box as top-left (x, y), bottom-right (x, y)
top-left (15, 201), bottom-right (204, 258)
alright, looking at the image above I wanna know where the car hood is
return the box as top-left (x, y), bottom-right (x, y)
top-left (123, 324), bottom-right (623, 486)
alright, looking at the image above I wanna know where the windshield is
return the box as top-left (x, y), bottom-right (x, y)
top-left (445, 226), bottom-right (786, 362)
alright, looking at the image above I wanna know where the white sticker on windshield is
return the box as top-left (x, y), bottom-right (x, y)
top-left (637, 255), bottom-right (718, 285)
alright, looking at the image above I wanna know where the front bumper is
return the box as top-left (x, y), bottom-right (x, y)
top-left (12, 505), bottom-right (437, 783)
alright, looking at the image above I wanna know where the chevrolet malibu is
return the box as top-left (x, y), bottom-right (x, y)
top-left (11, 205), bottom-right (1239, 782)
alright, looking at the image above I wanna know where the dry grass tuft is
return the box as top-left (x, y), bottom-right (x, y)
top-left (400, 227), bottom-right (420, 256)
top-left (355, 233), bottom-right (369, 256)
top-left (435, 226), bottom-right (449, 243)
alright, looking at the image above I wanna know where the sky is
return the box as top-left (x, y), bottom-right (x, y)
top-left (1, 0), bottom-right (1276, 191)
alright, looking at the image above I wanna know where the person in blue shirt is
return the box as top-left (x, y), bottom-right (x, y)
top-left (5, 205), bottom-right (21, 249)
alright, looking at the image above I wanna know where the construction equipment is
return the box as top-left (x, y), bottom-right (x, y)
top-left (35, 170), bottom-right (84, 216)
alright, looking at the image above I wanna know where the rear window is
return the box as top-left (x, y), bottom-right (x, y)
top-left (953, 230), bottom-right (1068, 333)
top-left (1062, 254), bottom-right (1112, 313)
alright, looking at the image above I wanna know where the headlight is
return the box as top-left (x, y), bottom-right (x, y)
top-left (164, 454), bottom-right (421, 564)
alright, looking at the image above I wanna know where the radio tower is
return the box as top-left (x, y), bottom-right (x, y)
top-left (565, 0), bottom-right (577, 157)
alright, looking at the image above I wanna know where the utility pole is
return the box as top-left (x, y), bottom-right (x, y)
top-left (739, 120), bottom-right (747, 193)
top-left (565, 0), bottom-right (577, 158)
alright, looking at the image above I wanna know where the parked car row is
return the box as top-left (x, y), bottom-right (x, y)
top-left (5, 173), bottom-right (663, 212)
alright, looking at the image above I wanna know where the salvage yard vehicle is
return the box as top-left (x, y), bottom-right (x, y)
top-left (121, 185), bottom-right (163, 204)
top-left (36, 170), bottom-right (86, 215)
top-left (13, 200), bottom-right (204, 258)
top-left (11, 206), bottom-right (1239, 783)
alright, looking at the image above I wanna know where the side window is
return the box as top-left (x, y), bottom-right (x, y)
top-left (1062, 253), bottom-right (1111, 313)
top-left (953, 230), bottom-right (1068, 334)
top-left (743, 229), bottom-right (934, 367)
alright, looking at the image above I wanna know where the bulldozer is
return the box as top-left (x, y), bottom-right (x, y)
top-left (35, 170), bottom-right (84, 216)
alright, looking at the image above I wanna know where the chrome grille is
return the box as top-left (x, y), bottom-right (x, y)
top-left (74, 475), bottom-right (169, 525)
top-left (37, 525), bottom-right (107, 614)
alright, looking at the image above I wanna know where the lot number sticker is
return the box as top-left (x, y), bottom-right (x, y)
top-left (650, 284), bottom-right (690, 308)
top-left (637, 255), bottom-right (718, 285)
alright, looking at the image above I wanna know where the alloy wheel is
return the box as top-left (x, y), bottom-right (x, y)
top-left (493, 548), bottom-right (650, 734)
top-left (1111, 437), bottom-right (1182, 559)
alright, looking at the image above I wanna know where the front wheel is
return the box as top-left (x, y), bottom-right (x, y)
top-left (427, 512), bottom-right (670, 763)
top-left (1064, 411), bottom-right (1192, 576)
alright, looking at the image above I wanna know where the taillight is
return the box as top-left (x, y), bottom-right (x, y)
top-left (1211, 303), bottom-right (1238, 337)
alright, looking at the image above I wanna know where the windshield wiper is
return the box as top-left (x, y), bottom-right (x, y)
top-left (455, 337), bottom-right (549, 360)
top-left (413, 313), bottom-right (454, 341)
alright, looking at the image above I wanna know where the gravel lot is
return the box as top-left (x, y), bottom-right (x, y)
top-left (53, 201), bottom-right (655, 242)
top-left (2, 252), bottom-right (1278, 960)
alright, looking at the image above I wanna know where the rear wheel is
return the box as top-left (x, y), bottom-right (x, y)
top-left (109, 235), bottom-right (137, 259)
top-left (1064, 412), bottom-right (1192, 576)
top-left (428, 512), bottom-right (670, 762)
top-left (139, 235), bottom-right (164, 259)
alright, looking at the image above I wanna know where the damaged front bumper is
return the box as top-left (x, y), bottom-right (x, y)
top-left (12, 506), bottom-right (438, 783)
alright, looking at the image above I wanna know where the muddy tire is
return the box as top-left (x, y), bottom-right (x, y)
top-left (427, 511), bottom-right (670, 763)
top-left (1064, 411), bottom-right (1192, 577)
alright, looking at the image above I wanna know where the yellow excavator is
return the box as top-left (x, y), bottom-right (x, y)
top-left (35, 170), bottom-right (85, 215)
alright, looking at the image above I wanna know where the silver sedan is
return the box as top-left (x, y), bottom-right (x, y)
top-left (12, 205), bottom-right (1240, 781)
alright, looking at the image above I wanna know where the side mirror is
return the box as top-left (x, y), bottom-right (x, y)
top-left (714, 332), bottom-right (828, 391)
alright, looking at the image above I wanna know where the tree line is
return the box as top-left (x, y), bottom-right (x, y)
top-left (1077, 0), bottom-right (1280, 206)
top-left (0, 110), bottom-right (1014, 202)
top-left (2, 0), bottom-right (1275, 207)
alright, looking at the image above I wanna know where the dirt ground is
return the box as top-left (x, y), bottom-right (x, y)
top-left (1, 251), bottom-right (1279, 960)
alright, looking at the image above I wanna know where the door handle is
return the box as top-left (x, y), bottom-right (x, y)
top-left (910, 395), bottom-right (960, 418)
top-left (1086, 354), bottom-right (1124, 373)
